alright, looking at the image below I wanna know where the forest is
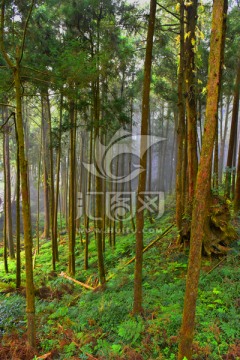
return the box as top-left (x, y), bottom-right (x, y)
top-left (0, 0), bottom-right (239, 359)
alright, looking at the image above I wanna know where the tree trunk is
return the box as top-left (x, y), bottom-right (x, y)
top-left (53, 94), bottom-right (63, 261)
top-left (225, 60), bottom-right (240, 198)
top-left (234, 139), bottom-right (240, 212)
top-left (94, 81), bottom-right (106, 285)
top-left (15, 115), bottom-right (21, 288)
top-left (0, 1), bottom-right (35, 346)
top-left (178, 1), bottom-right (227, 358)
top-left (213, 128), bottom-right (219, 191)
top-left (84, 128), bottom-right (93, 270)
top-left (176, 0), bottom-right (185, 235)
top-left (219, 95), bottom-right (231, 183)
top-left (133, 0), bottom-right (156, 315)
top-left (36, 127), bottom-right (42, 255)
top-left (41, 94), bottom-right (50, 239)
top-left (3, 130), bottom-right (8, 274)
top-left (3, 124), bottom-right (15, 259)
top-left (68, 100), bottom-right (76, 276)
top-left (185, 0), bottom-right (198, 207)
top-left (14, 62), bottom-right (36, 348)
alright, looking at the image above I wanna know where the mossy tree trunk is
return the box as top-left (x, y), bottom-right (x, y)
top-left (178, 1), bottom-right (227, 358)
top-left (133, 0), bottom-right (156, 315)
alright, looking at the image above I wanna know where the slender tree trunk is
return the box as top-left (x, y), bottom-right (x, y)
top-left (94, 81), bottom-right (106, 284)
top-left (41, 94), bottom-right (50, 239)
top-left (68, 100), bottom-right (76, 276)
top-left (3, 132), bottom-right (8, 274)
top-left (133, 0), bottom-right (156, 315)
top-left (53, 94), bottom-right (63, 261)
top-left (178, 1), bottom-right (227, 358)
top-left (0, 1), bottom-right (35, 346)
top-left (234, 139), bottom-right (240, 212)
top-left (185, 0), bottom-right (198, 206)
top-left (15, 115), bottom-right (21, 288)
top-left (219, 95), bottom-right (231, 183)
top-left (3, 124), bottom-right (15, 258)
top-left (213, 128), bottom-right (219, 191)
top-left (14, 61), bottom-right (36, 348)
top-left (47, 95), bottom-right (57, 265)
top-left (84, 128), bottom-right (93, 270)
top-left (176, 0), bottom-right (185, 234)
top-left (225, 60), bottom-right (240, 197)
top-left (36, 128), bottom-right (42, 255)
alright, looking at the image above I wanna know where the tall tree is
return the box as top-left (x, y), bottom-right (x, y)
top-left (133, 0), bottom-right (156, 314)
top-left (185, 0), bottom-right (198, 207)
top-left (178, 0), bottom-right (227, 358)
top-left (176, 0), bottom-right (186, 236)
top-left (3, 121), bottom-right (14, 258)
top-left (68, 99), bottom-right (77, 276)
top-left (0, 0), bottom-right (36, 347)
top-left (225, 59), bottom-right (240, 198)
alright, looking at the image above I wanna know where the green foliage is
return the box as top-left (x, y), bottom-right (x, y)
top-left (0, 294), bottom-right (25, 336)
top-left (117, 316), bottom-right (144, 345)
top-left (0, 206), bottom-right (239, 359)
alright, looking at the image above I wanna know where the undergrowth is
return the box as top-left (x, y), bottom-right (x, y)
top-left (0, 208), bottom-right (239, 359)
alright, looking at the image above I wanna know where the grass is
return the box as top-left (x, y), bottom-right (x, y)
top-left (0, 208), bottom-right (239, 359)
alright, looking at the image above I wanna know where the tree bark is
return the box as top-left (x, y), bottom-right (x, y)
top-left (225, 60), bottom-right (240, 198)
top-left (14, 62), bottom-right (36, 348)
top-left (41, 93), bottom-right (50, 239)
top-left (176, 0), bottom-right (185, 235)
top-left (15, 114), bottom-right (21, 288)
top-left (3, 123), bottom-right (15, 259)
top-left (84, 128), bottom-right (93, 270)
top-left (68, 100), bottom-right (76, 276)
top-left (0, 0), bottom-right (36, 346)
top-left (234, 139), bottom-right (240, 212)
top-left (219, 95), bottom-right (231, 183)
top-left (185, 0), bottom-right (198, 207)
top-left (178, 1), bottom-right (227, 358)
top-left (133, 0), bottom-right (156, 315)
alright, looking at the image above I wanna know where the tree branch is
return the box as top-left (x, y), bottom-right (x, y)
top-left (19, 0), bottom-right (35, 64)
top-left (0, 103), bottom-right (16, 108)
top-left (0, 0), bottom-right (14, 68)
top-left (0, 111), bottom-right (15, 131)
top-left (156, 3), bottom-right (181, 21)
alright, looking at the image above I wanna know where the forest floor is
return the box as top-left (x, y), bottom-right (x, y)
top-left (0, 205), bottom-right (239, 360)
